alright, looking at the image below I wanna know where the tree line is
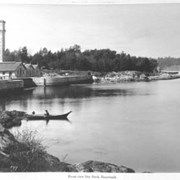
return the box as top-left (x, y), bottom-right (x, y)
top-left (157, 57), bottom-right (180, 69)
top-left (4, 45), bottom-right (158, 73)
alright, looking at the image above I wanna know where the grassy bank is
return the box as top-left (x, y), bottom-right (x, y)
top-left (1, 129), bottom-right (71, 172)
top-left (0, 127), bottom-right (135, 172)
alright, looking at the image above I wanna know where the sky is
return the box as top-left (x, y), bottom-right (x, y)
top-left (0, 2), bottom-right (180, 58)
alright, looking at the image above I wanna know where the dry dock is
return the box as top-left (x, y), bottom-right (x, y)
top-left (32, 74), bottom-right (93, 86)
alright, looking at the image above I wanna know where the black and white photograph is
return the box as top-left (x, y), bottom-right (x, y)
top-left (0, 0), bottom-right (180, 179)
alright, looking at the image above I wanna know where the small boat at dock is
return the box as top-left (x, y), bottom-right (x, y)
top-left (26, 111), bottom-right (72, 120)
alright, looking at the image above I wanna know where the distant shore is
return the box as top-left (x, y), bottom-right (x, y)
top-left (42, 69), bottom-right (180, 84)
top-left (92, 71), bottom-right (180, 83)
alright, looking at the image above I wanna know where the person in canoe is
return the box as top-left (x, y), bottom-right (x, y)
top-left (44, 110), bottom-right (50, 118)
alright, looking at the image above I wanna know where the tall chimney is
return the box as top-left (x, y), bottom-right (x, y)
top-left (0, 20), bottom-right (5, 62)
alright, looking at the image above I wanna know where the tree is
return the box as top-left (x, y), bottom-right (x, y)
top-left (15, 46), bottom-right (31, 63)
top-left (3, 45), bottom-right (158, 72)
top-left (4, 49), bottom-right (15, 61)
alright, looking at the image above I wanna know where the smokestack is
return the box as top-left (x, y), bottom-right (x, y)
top-left (0, 20), bottom-right (5, 62)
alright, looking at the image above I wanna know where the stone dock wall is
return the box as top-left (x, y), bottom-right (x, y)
top-left (0, 80), bottom-right (23, 94)
top-left (14, 78), bottom-right (36, 88)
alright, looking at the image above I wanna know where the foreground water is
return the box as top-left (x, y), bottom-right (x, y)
top-left (1, 79), bottom-right (180, 172)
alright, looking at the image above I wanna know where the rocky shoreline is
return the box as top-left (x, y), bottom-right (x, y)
top-left (0, 110), bottom-right (135, 173)
top-left (0, 110), bottom-right (26, 128)
top-left (92, 71), bottom-right (180, 83)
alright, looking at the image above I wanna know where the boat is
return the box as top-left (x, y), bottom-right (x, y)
top-left (26, 111), bottom-right (72, 120)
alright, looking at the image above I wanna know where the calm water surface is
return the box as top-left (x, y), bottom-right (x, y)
top-left (2, 79), bottom-right (180, 172)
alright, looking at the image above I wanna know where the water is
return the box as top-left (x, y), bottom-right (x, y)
top-left (1, 79), bottom-right (180, 172)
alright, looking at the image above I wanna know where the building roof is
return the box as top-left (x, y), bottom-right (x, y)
top-left (0, 62), bottom-right (23, 72)
top-left (23, 63), bottom-right (34, 69)
top-left (32, 64), bottom-right (38, 69)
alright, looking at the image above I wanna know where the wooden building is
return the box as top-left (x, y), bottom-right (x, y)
top-left (32, 64), bottom-right (42, 77)
top-left (24, 63), bottom-right (35, 77)
top-left (23, 63), bottom-right (41, 77)
top-left (0, 62), bottom-right (41, 79)
top-left (0, 62), bottom-right (26, 79)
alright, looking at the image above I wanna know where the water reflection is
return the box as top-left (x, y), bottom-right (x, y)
top-left (31, 84), bottom-right (136, 100)
top-left (0, 83), bottom-right (153, 111)
top-left (26, 118), bottom-right (71, 125)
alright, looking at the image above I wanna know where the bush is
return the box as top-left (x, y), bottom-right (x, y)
top-left (5, 129), bottom-right (51, 172)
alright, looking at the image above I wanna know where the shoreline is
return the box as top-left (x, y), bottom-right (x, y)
top-left (92, 71), bottom-right (180, 83)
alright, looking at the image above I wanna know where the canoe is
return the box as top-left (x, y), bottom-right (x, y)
top-left (26, 111), bottom-right (72, 120)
